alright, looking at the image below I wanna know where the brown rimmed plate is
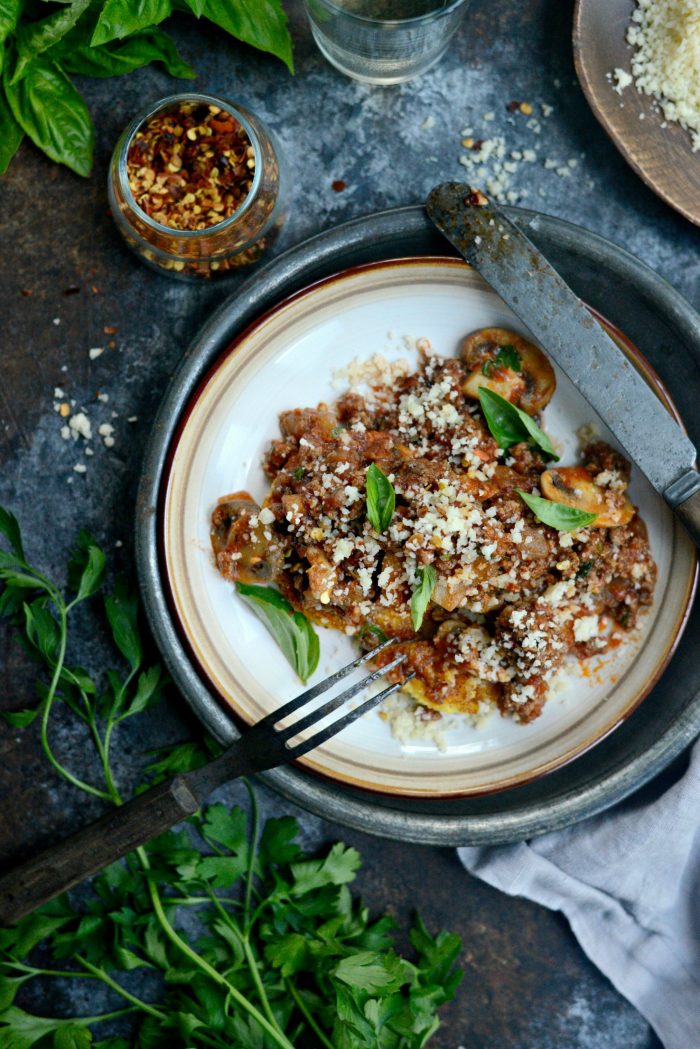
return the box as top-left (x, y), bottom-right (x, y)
top-left (159, 257), bottom-right (696, 799)
top-left (574, 0), bottom-right (700, 226)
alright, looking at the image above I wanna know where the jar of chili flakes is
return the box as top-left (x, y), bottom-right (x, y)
top-left (108, 93), bottom-right (286, 279)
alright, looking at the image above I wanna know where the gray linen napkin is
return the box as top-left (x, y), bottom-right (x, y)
top-left (459, 739), bottom-right (700, 1049)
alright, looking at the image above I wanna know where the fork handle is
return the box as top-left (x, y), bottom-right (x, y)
top-left (0, 776), bottom-right (200, 926)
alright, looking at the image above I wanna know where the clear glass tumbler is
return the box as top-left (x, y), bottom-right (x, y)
top-left (302, 0), bottom-right (469, 85)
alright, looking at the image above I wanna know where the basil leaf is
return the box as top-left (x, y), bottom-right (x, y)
top-left (0, 0), bottom-right (21, 44)
top-left (517, 489), bottom-right (597, 532)
top-left (11, 0), bottom-right (92, 83)
top-left (91, 0), bottom-right (172, 47)
top-left (365, 463), bottom-right (395, 534)
top-left (478, 386), bottom-right (558, 461)
top-left (359, 622), bottom-right (388, 644)
top-left (199, 0), bottom-right (293, 73)
top-left (181, 0), bottom-right (205, 15)
top-left (236, 583), bottom-right (319, 683)
top-left (59, 28), bottom-right (195, 78)
top-left (4, 58), bottom-right (93, 176)
top-left (482, 344), bottom-right (521, 376)
top-left (410, 565), bottom-right (436, 632)
top-left (0, 83), bottom-right (24, 173)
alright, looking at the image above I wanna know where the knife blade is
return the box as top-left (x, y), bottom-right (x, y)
top-left (425, 182), bottom-right (700, 546)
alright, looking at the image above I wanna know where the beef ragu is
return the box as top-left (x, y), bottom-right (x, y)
top-left (211, 328), bottom-right (656, 726)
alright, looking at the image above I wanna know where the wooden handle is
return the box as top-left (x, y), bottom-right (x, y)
top-left (674, 488), bottom-right (700, 550)
top-left (0, 776), bottom-right (200, 926)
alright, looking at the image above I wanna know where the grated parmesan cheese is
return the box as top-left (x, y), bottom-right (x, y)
top-left (622, 0), bottom-right (700, 150)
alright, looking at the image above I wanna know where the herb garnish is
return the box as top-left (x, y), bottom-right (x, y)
top-left (577, 560), bottom-right (595, 578)
top-left (411, 565), bottom-right (437, 632)
top-left (478, 387), bottom-right (558, 461)
top-left (359, 622), bottom-right (389, 644)
top-left (366, 462), bottom-right (395, 534)
top-left (236, 582), bottom-right (319, 683)
top-left (0, 1), bottom-right (293, 176)
top-left (517, 489), bottom-right (597, 532)
top-left (0, 506), bottom-right (462, 1047)
top-left (292, 465), bottom-right (305, 481)
top-left (481, 344), bottom-right (522, 376)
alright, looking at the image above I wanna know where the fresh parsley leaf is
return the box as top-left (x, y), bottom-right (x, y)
top-left (67, 530), bottom-right (105, 600)
top-left (410, 565), bottom-right (436, 632)
top-left (236, 582), bottom-right (319, 683)
top-left (104, 580), bottom-right (142, 672)
top-left (481, 343), bottom-right (521, 376)
top-left (478, 386), bottom-right (558, 461)
top-left (4, 57), bottom-right (94, 176)
top-left (365, 463), bottom-right (395, 533)
top-left (333, 951), bottom-right (406, 994)
top-left (0, 505), bottom-right (25, 558)
top-left (292, 466), bottom-right (305, 481)
top-left (264, 933), bottom-right (309, 978)
top-left (0, 507), bottom-right (461, 1049)
top-left (517, 489), bottom-right (597, 532)
top-left (290, 842), bottom-right (361, 895)
top-left (0, 706), bottom-right (40, 727)
top-left (91, 0), bottom-right (172, 47)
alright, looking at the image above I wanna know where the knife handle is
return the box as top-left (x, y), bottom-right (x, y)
top-left (674, 489), bottom-right (700, 550)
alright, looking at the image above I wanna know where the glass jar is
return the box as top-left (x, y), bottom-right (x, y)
top-left (108, 93), bottom-right (286, 280)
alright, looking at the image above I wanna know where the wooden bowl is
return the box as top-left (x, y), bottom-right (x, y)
top-left (573, 0), bottom-right (700, 226)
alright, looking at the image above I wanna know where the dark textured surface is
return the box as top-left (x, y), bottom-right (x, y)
top-left (1, 0), bottom-right (696, 1044)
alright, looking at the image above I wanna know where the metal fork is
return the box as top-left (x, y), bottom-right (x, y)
top-left (0, 638), bottom-right (412, 926)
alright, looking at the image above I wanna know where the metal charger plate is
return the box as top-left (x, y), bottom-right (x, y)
top-left (136, 205), bottom-right (700, 846)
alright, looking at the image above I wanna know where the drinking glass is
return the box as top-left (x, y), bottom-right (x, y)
top-left (302, 0), bottom-right (469, 85)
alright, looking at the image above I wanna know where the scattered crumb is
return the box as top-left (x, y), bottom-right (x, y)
top-left (89, 347), bottom-right (104, 360)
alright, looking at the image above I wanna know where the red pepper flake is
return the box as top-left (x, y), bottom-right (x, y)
top-left (91, 285), bottom-right (100, 295)
top-left (507, 100), bottom-right (533, 115)
top-left (63, 285), bottom-right (80, 296)
top-left (331, 179), bottom-right (347, 192)
top-left (103, 325), bottom-right (117, 335)
top-left (20, 288), bottom-right (33, 297)
top-left (126, 100), bottom-right (255, 232)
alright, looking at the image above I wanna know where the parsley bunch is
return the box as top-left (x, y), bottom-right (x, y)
top-left (0, 506), bottom-right (462, 1048)
top-left (0, 0), bottom-right (293, 177)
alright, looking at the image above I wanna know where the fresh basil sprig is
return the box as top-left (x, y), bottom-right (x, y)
top-left (517, 489), bottom-right (597, 532)
top-left (366, 462), bottom-right (395, 534)
top-left (411, 564), bottom-right (437, 632)
top-left (478, 386), bottom-right (558, 461)
top-left (482, 344), bottom-right (521, 376)
top-left (0, 0), bottom-right (293, 176)
top-left (236, 582), bottom-right (319, 683)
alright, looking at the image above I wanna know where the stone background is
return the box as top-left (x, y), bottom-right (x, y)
top-left (2, 0), bottom-right (698, 1045)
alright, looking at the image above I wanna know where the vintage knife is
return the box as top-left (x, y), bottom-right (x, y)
top-left (425, 182), bottom-right (700, 548)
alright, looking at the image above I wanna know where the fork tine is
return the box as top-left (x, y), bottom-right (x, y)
top-left (254, 636), bottom-right (398, 730)
top-left (288, 672), bottom-right (416, 759)
top-left (275, 653), bottom-right (407, 744)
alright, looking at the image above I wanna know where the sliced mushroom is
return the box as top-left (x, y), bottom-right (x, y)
top-left (460, 327), bottom-right (556, 413)
top-left (540, 467), bottom-right (634, 527)
top-left (210, 492), bottom-right (280, 584)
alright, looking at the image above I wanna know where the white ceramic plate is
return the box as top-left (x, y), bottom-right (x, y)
top-left (162, 258), bottom-right (696, 797)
